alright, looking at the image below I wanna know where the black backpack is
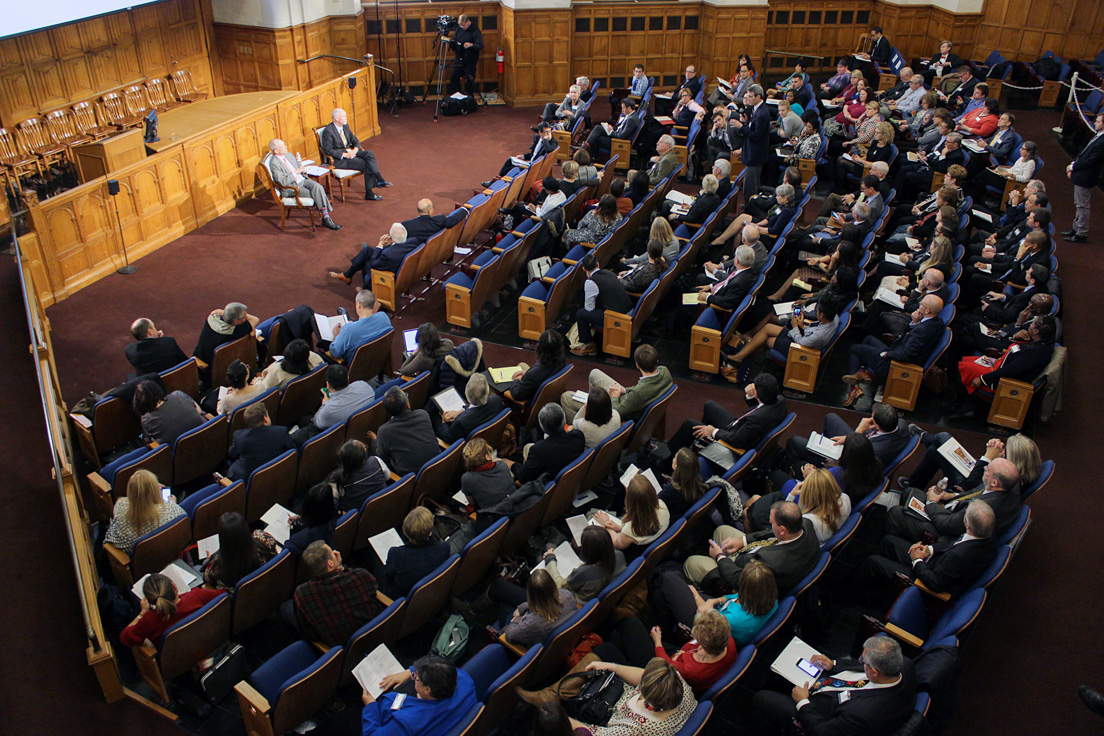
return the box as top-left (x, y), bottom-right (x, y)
top-left (1031, 57), bottom-right (1061, 81)
top-left (443, 96), bottom-right (478, 115)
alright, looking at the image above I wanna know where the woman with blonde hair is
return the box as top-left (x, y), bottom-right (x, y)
top-left (678, 559), bottom-right (779, 644)
top-left (119, 572), bottom-right (225, 647)
top-left (1005, 433), bottom-right (1042, 487)
top-left (623, 217), bottom-right (679, 268)
top-left (498, 568), bottom-right (577, 649)
top-left (595, 473), bottom-right (670, 550)
top-left (103, 469), bottom-right (186, 554)
top-left (795, 468), bottom-right (851, 542)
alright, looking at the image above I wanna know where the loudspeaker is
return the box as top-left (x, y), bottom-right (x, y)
top-left (348, 76), bottom-right (357, 89)
top-left (107, 179), bottom-right (120, 195)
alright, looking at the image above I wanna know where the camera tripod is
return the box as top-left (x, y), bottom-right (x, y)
top-left (425, 33), bottom-right (454, 122)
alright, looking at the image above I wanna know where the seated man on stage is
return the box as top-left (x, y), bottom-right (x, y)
top-left (321, 108), bottom-right (392, 201)
top-left (331, 223), bottom-right (419, 287)
top-left (265, 138), bottom-right (341, 230)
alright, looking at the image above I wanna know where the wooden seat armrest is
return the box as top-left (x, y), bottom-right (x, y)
top-left (540, 276), bottom-right (557, 284)
top-left (491, 247), bottom-right (505, 254)
top-left (218, 476), bottom-right (233, 487)
top-left (89, 472), bottom-right (112, 495)
top-left (377, 591), bottom-right (394, 607)
top-left (104, 543), bottom-right (131, 567)
top-left (682, 222), bottom-right (703, 230)
top-left (578, 242), bottom-right (596, 249)
top-left (717, 441), bottom-right (746, 456)
top-left (501, 175), bottom-right (515, 182)
top-left (439, 438), bottom-right (450, 450)
top-left (913, 579), bottom-right (952, 601)
top-left (147, 441), bottom-right (161, 449)
top-left (530, 215), bottom-right (541, 221)
top-left (509, 230), bottom-right (528, 237)
top-left (496, 632), bottom-right (527, 657)
top-left (626, 291), bottom-right (643, 298)
top-left (390, 472), bottom-right (401, 482)
top-left (883, 622), bottom-right (925, 648)
top-left (204, 412), bottom-right (215, 420)
top-left (460, 202), bottom-right (473, 209)
top-left (234, 680), bottom-right (272, 716)
top-left (561, 259), bottom-right (578, 267)
top-left (324, 350), bottom-right (345, 364)
top-left (309, 640), bottom-right (332, 654)
top-left (194, 358), bottom-right (209, 370)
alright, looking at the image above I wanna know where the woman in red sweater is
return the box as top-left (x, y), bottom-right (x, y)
top-left (119, 573), bottom-right (225, 648)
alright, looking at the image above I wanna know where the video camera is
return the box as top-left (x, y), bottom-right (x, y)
top-left (436, 15), bottom-right (460, 34)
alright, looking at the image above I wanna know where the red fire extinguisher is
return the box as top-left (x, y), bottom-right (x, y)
top-left (496, 47), bottom-right (505, 74)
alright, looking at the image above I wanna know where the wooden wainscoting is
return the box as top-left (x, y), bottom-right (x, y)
top-left (701, 4), bottom-right (770, 83)
top-left (764, 2), bottom-right (872, 74)
top-left (0, 0), bottom-right (213, 129)
top-left (973, 0), bottom-right (1104, 62)
top-left (22, 67), bottom-right (376, 307)
top-left (502, 7), bottom-right (572, 106)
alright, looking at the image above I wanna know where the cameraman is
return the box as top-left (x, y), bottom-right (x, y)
top-left (448, 14), bottom-right (483, 95)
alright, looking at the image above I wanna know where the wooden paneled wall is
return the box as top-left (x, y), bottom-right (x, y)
top-left (364, 4), bottom-right (502, 98)
top-left (764, 2), bottom-right (873, 73)
top-left (21, 67), bottom-right (375, 306)
top-left (0, 0), bottom-right (213, 129)
top-left (502, 8), bottom-right (571, 104)
top-left (214, 12), bottom-right (367, 94)
top-left (973, 0), bottom-right (1104, 63)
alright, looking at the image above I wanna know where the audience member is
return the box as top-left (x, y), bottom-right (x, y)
top-left (571, 252), bottom-right (631, 356)
top-left (132, 379), bottom-right (205, 445)
top-left (256, 338), bottom-right (324, 390)
top-left (293, 540), bottom-right (384, 646)
top-left (227, 402), bottom-right (295, 480)
top-left (369, 386), bottom-right (439, 476)
top-left (329, 290), bottom-right (392, 361)
top-left (562, 344), bottom-right (673, 423)
top-left (380, 507), bottom-right (450, 598)
top-left (264, 138), bottom-right (341, 230)
top-left (305, 364), bottom-right (374, 434)
top-left (507, 329), bottom-right (566, 402)
top-left (460, 437), bottom-right (515, 511)
top-left (200, 511), bottom-right (277, 589)
top-left (193, 301), bottom-right (258, 367)
top-left (103, 469), bottom-right (186, 554)
top-left (119, 573), bottom-right (224, 648)
top-left (125, 318), bottom-right (186, 376)
top-left (216, 359), bottom-right (265, 415)
top-left (668, 373), bottom-right (788, 456)
top-left (593, 472), bottom-right (671, 549)
top-left (360, 656), bottom-right (477, 736)
top-left (542, 525), bottom-right (626, 604)
top-left (327, 439), bottom-right (390, 512)
top-left (512, 404), bottom-right (586, 483)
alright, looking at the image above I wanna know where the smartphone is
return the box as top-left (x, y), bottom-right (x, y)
top-left (796, 658), bottom-right (821, 679)
top-left (161, 487), bottom-right (172, 501)
top-left (794, 307), bottom-right (803, 318)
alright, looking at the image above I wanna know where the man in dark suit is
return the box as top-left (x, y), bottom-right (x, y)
top-left (730, 84), bottom-right (771, 195)
top-left (490, 123), bottom-right (559, 181)
top-left (330, 223), bottom-right (419, 287)
top-left (843, 294), bottom-right (945, 408)
top-left (585, 99), bottom-right (640, 160)
top-left (369, 386), bottom-right (440, 476)
top-left (753, 635), bottom-right (917, 736)
top-left (1064, 111), bottom-right (1104, 242)
top-left (321, 108), bottom-right (391, 201)
top-left (684, 500), bottom-right (818, 594)
top-left (435, 374), bottom-right (505, 443)
top-left (655, 65), bottom-right (701, 116)
top-left (862, 499), bottom-right (998, 604)
top-left (125, 318), bottom-right (187, 377)
top-left (886, 457), bottom-right (1021, 543)
top-left (788, 402), bottom-right (909, 470)
top-left (920, 40), bottom-right (963, 84)
top-left (668, 373), bottom-right (788, 458)
top-left (402, 198), bottom-right (468, 245)
top-left (695, 243), bottom-right (759, 311)
top-left (899, 132), bottom-right (968, 203)
top-left (862, 268), bottom-right (949, 337)
top-left (227, 403), bottom-right (296, 480)
top-left (940, 66), bottom-right (979, 113)
top-left (511, 404), bottom-right (586, 483)
top-left (869, 26), bottom-right (892, 65)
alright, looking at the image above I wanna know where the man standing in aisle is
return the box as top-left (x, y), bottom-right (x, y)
top-left (1064, 112), bottom-right (1104, 243)
top-left (448, 15), bottom-right (483, 96)
top-left (730, 85), bottom-right (770, 196)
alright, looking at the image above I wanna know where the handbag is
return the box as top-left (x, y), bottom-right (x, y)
top-left (565, 632), bottom-right (604, 668)
top-left (558, 669), bottom-right (625, 726)
top-left (923, 365), bottom-right (948, 394)
top-left (196, 642), bottom-right (250, 704)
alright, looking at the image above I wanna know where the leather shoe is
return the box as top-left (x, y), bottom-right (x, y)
top-left (1060, 227), bottom-right (1077, 237)
top-left (480, 180), bottom-right (493, 188)
top-left (842, 368), bottom-right (874, 386)
top-left (365, 193), bottom-right (383, 201)
top-left (322, 217), bottom-right (341, 230)
top-left (515, 686), bottom-right (559, 707)
top-left (1064, 233), bottom-right (1087, 243)
top-left (1079, 685), bottom-right (1104, 717)
top-left (908, 423), bottom-right (926, 440)
top-left (720, 365), bottom-right (742, 383)
top-left (570, 344), bottom-right (598, 356)
top-left (329, 271), bottom-right (352, 285)
top-left (843, 384), bottom-right (866, 408)
top-left (376, 180), bottom-right (394, 188)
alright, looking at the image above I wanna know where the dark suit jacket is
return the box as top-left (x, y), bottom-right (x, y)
top-left (228, 425), bottom-right (296, 480)
top-left (870, 36), bottom-right (892, 64)
top-left (928, 487), bottom-right (1021, 537)
top-left (678, 76), bottom-right (702, 100)
top-left (402, 210), bottom-right (467, 245)
top-left (320, 122), bottom-right (363, 162)
top-left (678, 192), bottom-right (720, 225)
top-left (1071, 133), bottom-right (1104, 188)
top-left (947, 76), bottom-right (978, 110)
top-left (527, 134), bottom-right (559, 161)
top-left (914, 537), bottom-right (997, 597)
top-left (903, 285), bottom-right (950, 314)
top-left (715, 517), bottom-right (819, 593)
top-left (931, 147), bottom-right (967, 174)
top-left (981, 283), bottom-right (1045, 323)
top-left (984, 128), bottom-right (1018, 162)
top-left (514, 429), bottom-right (586, 484)
top-left (125, 336), bottom-right (187, 376)
top-left (507, 357), bottom-right (566, 403)
top-left (437, 395), bottom-right (505, 443)
top-left (707, 267), bottom-right (757, 310)
top-left (742, 102), bottom-right (772, 167)
top-left (797, 659), bottom-right (917, 736)
top-left (926, 52), bottom-right (963, 73)
top-left (715, 397), bottom-right (788, 451)
top-left (612, 113), bottom-right (640, 140)
top-left (868, 419), bottom-right (910, 467)
top-left (368, 240), bottom-right (420, 274)
top-left (375, 409), bottom-right (441, 476)
top-left (979, 342), bottom-right (1052, 388)
top-left (886, 317), bottom-right (945, 364)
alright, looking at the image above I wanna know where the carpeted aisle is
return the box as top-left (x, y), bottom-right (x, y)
top-left (2, 99), bottom-right (1101, 734)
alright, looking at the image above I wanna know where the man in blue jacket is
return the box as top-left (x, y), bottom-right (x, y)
top-left (729, 84), bottom-right (770, 196)
top-left (361, 656), bottom-right (477, 736)
top-left (1064, 111), bottom-right (1104, 242)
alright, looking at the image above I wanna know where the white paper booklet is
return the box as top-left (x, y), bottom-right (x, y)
top-left (807, 431), bottom-right (843, 461)
top-left (771, 636), bottom-right (826, 687)
top-left (369, 528), bottom-right (405, 563)
top-left (315, 313), bottom-right (349, 342)
top-left (937, 436), bottom-right (976, 478)
top-left (352, 643), bottom-right (407, 699)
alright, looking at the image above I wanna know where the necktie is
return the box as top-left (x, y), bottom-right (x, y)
top-left (946, 487), bottom-right (985, 509)
top-left (337, 125), bottom-right (347, 147)
top-left (810, 675), bottom-right (868, 694)
top-left (739, 538), bottom-right (777, 555)
top-left (712, 269), bottom-right (738, 294)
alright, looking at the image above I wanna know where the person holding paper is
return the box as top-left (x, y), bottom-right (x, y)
top-left (570, 251), bottom-right (631, 356)
top-left (255, 338), bottom-right (324, 391)
top-left (656, 560), bottom-right (777, 644)
top-left (956, 95), bottom-right (999, 138)
top-left (667, 373), bottom-right (788, 459)
top-left (215, 359), bottom-right (265, 416)
top-left (571, 388), bottom-right (621, 448)
top-left (973, 140), bottom-right (1037, 203)
top-left (285, 482), bottom-right (340, 557)
top-left (902, 431), bottom-right (1040, 493)
top-left (595, 473), bottom-right (670, 549)
top-left (792, 403), bottom-right (909, 473)
top-left (507, 329), bottom-right (566, 403)
top-left (657, 448), bottom-right (707, 519)
top-left (119, 573), bottom-right (225, 648)
top-left (227, 402), bottom-right (296, 480)
top-left (863, 262), bottom-right (950, 340)
top-left (721, 301), bottom-right (839, 385)
top-left (360, 655), bottom-right (478, 736)
top-left (104, 470), bottom-right (186, 555)
top-left (542, 525), bottom-right (626, 604)
top-left (326, 440), bottom-right (391, 512)
top-left (541, 83), bottom-right (585, 128)
top-left (955, 314), bottom-right (1055, 399)
top-left (294, 541), bottom-right (384, 647)
top-left (820, 58), bottom-right (854, 98)
top-left (447, 14), bottom-right (483, 95)
top-left (328, 290), bottom-right (392, 361)
top-left (883, 183), bottom-right (960, 251)
top-left (920, 41), bottom-right (962, 85)
top-left (747, 469), bottom-right (851, 543)
top-left (560, 343), bottom-right (673, 423)
top-left (200, 512), bottom-right (277, 590)
top-left (435, 373), bottom-right (504, 443)
top-left (751, 635), bottom-right (916, 736)
top-left (486, 123), bottom-right (558, 183)
top-left (381, 507), bottom-right (450, 598)
top-left (321, 108), bottom-right (391, 201)
top-left (655, 65), bottom-right (701, 116)
top-left (264, 138), bottom-right (341, 230)
top-left (585, 98), bottom-right (640, 160)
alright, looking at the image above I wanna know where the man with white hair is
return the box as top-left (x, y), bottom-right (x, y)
top-left (329, 223), bottom-right (418, 287)
top-left (329, 290), bottom-right (392, 360)
top-left (265, 138), bottom-right (341, 229)
top-left (320, 108), bottom-right (391, 200)
top-left (647, 134), bottom-right (679, 185)
top-left (696, 244), bottom-right (758, 310)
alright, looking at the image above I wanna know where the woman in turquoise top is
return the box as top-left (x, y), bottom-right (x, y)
top-left (690, 560), bottom-right (778, 645)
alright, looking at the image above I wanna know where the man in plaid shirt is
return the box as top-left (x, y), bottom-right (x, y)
top-left (294, 541), bottom-right (384, 646)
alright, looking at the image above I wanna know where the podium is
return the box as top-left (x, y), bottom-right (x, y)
top-left (72, 129), bottom-right (146, 182)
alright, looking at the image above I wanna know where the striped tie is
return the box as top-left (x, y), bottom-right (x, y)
top-left (739, 538), bottom-right (778, 555)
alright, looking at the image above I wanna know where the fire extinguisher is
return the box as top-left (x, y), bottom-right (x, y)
top-left (496, 47), bottom-right (505, 74)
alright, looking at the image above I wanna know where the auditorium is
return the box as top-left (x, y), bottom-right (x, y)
top-left (1, 0), bottom-right (1101, 733)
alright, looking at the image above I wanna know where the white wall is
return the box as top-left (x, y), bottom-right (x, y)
top-left (212, 0), bottom-right (361, 28)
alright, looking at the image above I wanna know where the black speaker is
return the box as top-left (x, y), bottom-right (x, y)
top-left (107, 179), bottom-right (120, 196)
top-left (347, 76), bottom-right (357, 89)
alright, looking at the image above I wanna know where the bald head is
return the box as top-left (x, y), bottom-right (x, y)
top-left (988, 457), bottom-right (1019, 491)
top-left (416, 199), bottom-right (434, 215)
top-left (920, 294), bottom-right (943, 316)
top-left (741, 224), bottom-right (760, 246)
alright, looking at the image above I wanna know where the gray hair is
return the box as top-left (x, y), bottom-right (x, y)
top-left (946, 132), bottom-right (963, 146)
top-left (537, 403), bottom-right (566, 435)
top-left (775, 183), bottom-right (795, 203)
top-left (389, 222), bottom-right (408, 243)
top-left (871, 161), bottom-right (889, 177)
top-left (702, 174), bottom-right (719, 194)
top-left (576, 76), bottom-right (590, 89)
top-left (223, 302), bottom-right (248, 323)
top-left (747, 84), bottom-right (764, 98)
top-left (853, 202), bottom-right (871, 221)
top-left (713, 158), bottom-right (731, 178)
top-left (741, 224), bottom-right (760, 245)
top-left (735, 245), bottom-right (756, 267)
top-left (355, 290), bottom-right (377, 310)
top-left (465, 373), bottom-right (490, 407)
top-left (910, 74), bottom-right (924, 85)
top-left (965, 500), bottom-right (996, 539)
top-left (332, 108), bottom-right (346, 121)
top-left (569, 84), bottom-right (581, 95)
top-left (1026, 179), bottom-right (1045, 194)
top-left (863, 636), bottom-right (904, 677)
top-left (268, 138), bottom-right (284, 152)
top-left (658, 134), bottom-right (675, 150)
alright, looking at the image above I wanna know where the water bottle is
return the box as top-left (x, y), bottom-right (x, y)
top-left (295, 152), bottom-right (302, 167)
top-left (936, 477), bottom-right (949, 493)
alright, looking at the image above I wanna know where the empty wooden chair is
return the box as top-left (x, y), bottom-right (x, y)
top-left (338, 599), bottom-right (406, 685)
top-left (44, 109), bottom-right (92, 150)
top-left (345, 397), bottom-right (388, 444)
top-left (331, 509), bottom-right (359, 558)
top-left (232, 550), bottom-right (296, 634)
top-left (235, 641), bottom-right (342, 736)
top-left (17, 117), bottom-right (67, 168)
top-left (99, 92), bottom-right (143, 129)
top-left (345, 327), bottom-right (394, 383)
top-left (500, 483), bottom-right (554, 557)
top-left (276, 364), bottom-right (327, 426)
top-left (296, 423), bottom-right (346, 495)
top-left (352, 473), bottom-right (416, 552)
top-left (123, 85), bottom-right (152, 119)
top-left (135, 593), bottom-right (231, 704)
top-left (105, 515), bottom-right (191, 588)
top-left (257, 160), bottom-right (317, 232)
top-left (70, 101), bottom-right (114, 140)
top-left (171, 414), bottom-right (228, 486)
top-left (170, 69), bottom-right (208, 103)
top-left (540, 450), bottom-right (595, 527)
top-left (144, 78), bottom-right (177, 112)
top-left (245, 450), bottom-right (298, 523)
top-left (466, 408), bottom-right (511, 447)
top-left (408, 440), bottom-right (464, 505)
top-left (159, 358), bottom-right (201, 400)
top-left (0, 127), bottom-right (45, 190)
top-left (208, 332), bottom-right (259, 388)
top-left (398, 555), bottom-right (461, 638)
